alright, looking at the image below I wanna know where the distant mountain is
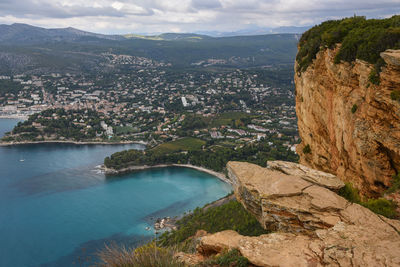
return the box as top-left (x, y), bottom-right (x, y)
top-left (124, 33), bottom-right (211, 41)
top-left (196, 25), bottom-right (311, 37)
top-left (0, 23), bottom-right (309, 44)
top-left (0, 23), bottom-right (299, 74)
top-left (0, 23), bottom-right (124, 44)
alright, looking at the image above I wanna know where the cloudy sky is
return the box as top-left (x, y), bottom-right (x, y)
top-left (0, 0), bottom-right (399, 34)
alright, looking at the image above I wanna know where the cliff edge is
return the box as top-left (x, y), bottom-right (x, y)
top-left (193, 161), bottom-right (400, 267)
top-left (295, 47), bottom-right (400, 197)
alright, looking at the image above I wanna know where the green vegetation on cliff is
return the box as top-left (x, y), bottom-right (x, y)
top-left (158, 200), bottom-right (268, 247)
top-left (97, 242), bottom-right (185, 267)
top-left (296, 15), bottom-right (400, 72)
top-left (199, 249), bottom-right (249, 267)
top-left (391, 90), bottom-right (400, 101)
top-left (97, 197), bottom-right (258, 267)
top-left (339, 183), bottom-right (397, 218)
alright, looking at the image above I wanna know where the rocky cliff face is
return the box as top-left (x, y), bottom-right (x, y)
top-left (295, 48), bottom-right (400, 197)
top-left (193, 161), bottom-right (400, 267)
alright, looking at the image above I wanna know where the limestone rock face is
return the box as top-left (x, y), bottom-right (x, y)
top-left (227, 161), bottom-right (347, 235)
top-left (196, 161), bottom-right (400, 267)
top-left (295, 48), bottom-right (400, 197)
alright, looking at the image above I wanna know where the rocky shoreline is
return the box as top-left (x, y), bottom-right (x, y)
top-left (0, 140), bottom-right (148, 147)
top-left (102, 163), bottom-right (232, 185)
top-left (152, 194), bottom-right (235, 233)
top-left (154, 217), bottom-right (177, 231)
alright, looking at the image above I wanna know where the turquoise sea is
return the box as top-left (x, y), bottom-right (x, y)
top-left (0, 119), bottom-right (232, 267)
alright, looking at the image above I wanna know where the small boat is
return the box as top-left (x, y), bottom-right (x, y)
top-left (19, 159), bottom-right (25, 162)
top-left (145, 226), bottom-right (151, 231)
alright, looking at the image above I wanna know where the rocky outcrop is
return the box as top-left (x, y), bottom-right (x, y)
top-left (267, 160), bottom-right (344, 190)
top-left (227, 161), bottom-right (347, 235)
top-left (295, 47), bottom-right (400, 197)
top-left (195, 161), bottom-right (400, 267)
top-left (198, 219), bottom-right (400, 267)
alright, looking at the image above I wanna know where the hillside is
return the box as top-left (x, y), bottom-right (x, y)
top-left (0, 23), bottom-right (298, 74)
top-left (0, 23), bottom-right (124, 43)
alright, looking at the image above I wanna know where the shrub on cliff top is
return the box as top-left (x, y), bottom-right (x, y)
top-left (391, 90), bottom-right (400, 101)
top-left (368, 69), bottom-right (380, 85)
top-left (338, 183), bottom-right (361, 203)
top-left (296, 15), bottom-right (400, 73)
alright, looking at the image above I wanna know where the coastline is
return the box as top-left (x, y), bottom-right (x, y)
top-left (102, 163), bottom-right (232, 185)
top-left (0, 115), bottom-right (29, 120)
top-left (0, 140), bottom-right (148, 147)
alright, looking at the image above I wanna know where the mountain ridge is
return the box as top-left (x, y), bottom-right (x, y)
top-left (0, 22), bottom-right (308, 44)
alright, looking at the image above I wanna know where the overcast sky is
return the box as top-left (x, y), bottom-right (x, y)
top-left (0, 0), bottom-right (399, 34)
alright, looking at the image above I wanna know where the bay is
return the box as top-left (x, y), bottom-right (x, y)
top-left (0, 119), bottom-right (232, 267)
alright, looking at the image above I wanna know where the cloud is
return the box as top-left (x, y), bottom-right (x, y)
top-left (0, 0), bottom-right (399, 34)
top-left (191, 0), bottom-right (222, 10)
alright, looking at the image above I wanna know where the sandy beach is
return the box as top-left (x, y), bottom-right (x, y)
top-left (102, 163), bottom-right (232, 185)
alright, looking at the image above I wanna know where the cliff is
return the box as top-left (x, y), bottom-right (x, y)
top-left (295, 47), bottom-right (400, 197)
top-left (192, 161), bottom-right (400, 267)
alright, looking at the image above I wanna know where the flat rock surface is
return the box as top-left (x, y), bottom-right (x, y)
top-left (267, 160), bottom-right (344, 190)
top-left (228, 161), bottom-right (350, 234)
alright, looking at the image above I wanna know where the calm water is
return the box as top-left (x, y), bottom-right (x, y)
top-left (0, 119), bottom-right (232, 267)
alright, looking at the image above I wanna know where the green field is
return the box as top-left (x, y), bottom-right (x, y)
top-left (114, 126), bottom-right (137, 135)
top-left (152, 137), bottom-right (206, 154)
top-left (210, 112), bottom-right (253, 127)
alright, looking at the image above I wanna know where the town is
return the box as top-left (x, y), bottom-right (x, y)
top-left (0, 53), bottom-right (298, 153)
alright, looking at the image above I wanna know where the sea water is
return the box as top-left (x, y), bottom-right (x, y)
top-left (0, 119), bottom-right (232, 266)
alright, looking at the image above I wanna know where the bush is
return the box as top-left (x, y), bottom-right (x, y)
top-left (303, 144), bottom-right (311, 154)
top-left (339, 182), bottom-right (397, 218)
top-left (368, 69), bottom-right (380, 85)
top-left (338, 183), bottom-right (361, 203)
top-left (386, 173), bottom-right (400, 194)
top-left (390, 90), bottom-right (400, 101)
top-left (361, 198), bottom-right (397, 219)
top-left (351, 104), bottom-right (358, 113)
top-left (97, 242), bottom-right (184, 267)
top-left (158, 200), bottom-right (268, 247)
top-left (199, 249), bottom-right (249, 267)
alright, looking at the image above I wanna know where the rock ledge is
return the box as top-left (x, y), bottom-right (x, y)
top-left (194, 161), bottom-right (400, 267)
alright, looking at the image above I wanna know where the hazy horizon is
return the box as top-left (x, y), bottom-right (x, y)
top-left (0, 0), bottom-right (398, 35)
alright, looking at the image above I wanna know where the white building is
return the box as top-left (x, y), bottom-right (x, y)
top-left (181, 97), bottom-right (189, 107)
